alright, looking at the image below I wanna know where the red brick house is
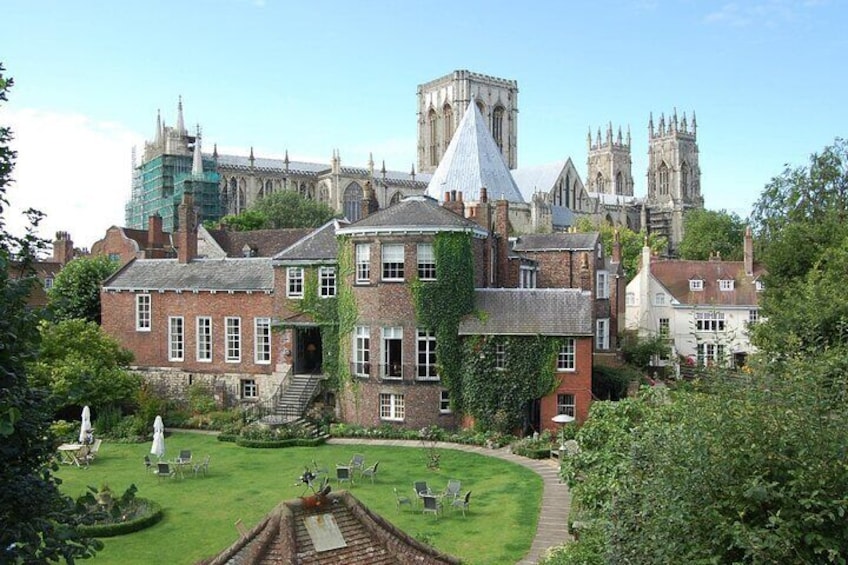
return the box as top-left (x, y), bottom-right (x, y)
top-left (90, 215), bottom-right (173, 265)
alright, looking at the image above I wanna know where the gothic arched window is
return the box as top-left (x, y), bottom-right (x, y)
top-left (596, 172), bottom-right (605, 193)
top-left (681, 162), bottom-right (690, 196)
top-left (476, 100), bottom-right (486, 118)
top-left (659, 163), bottom-right (670, 196)
top-left (492, 106), bottom-right (505, 151)
top-left (343, 182), bottom-right (363, 222)
top-left (237, 178), bottom-right (247, 213)
top-left (428, 109), bottom-right (438, 166)
top-left (615, 172), bottom-right (624, 195)
top-left (443, 104), bottom-right (453, 150)
top-left (265, 180), bottom-right (273, 196)
top-left (390, 191), bottom-right (403, 206)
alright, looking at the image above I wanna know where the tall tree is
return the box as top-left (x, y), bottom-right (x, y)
top-left (48, 254), bottom-right (118, 323)
top-left (677, 208), bottom-right (745, 261)
top-left (216, 190), bottom-right (337, 230)
top-left (0, 63), bottom-right (100, 563)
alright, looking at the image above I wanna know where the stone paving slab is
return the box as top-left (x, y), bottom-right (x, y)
top-left (327, 438), bottom-right (571, 564)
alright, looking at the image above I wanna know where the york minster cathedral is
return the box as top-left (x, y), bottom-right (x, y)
top-left (125, 69), bottom-right (703, 252)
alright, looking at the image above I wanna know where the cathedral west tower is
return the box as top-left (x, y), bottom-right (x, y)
top-left (417, 70), bottom-right (518, 174)
top-left (586, 123), bottom-right (634, 196)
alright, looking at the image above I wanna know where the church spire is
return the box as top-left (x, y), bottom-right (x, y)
top-left (155, 109), bottom-right (162, 145)
top-left (176, 96), bottom-right (186, 135)
top-left (191, 125), bottom-right (203, 176)
top-left (649, 112), bottom-right (654, 138)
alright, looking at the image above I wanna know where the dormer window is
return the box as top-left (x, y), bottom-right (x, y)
top-left (689, 279), bottom-right (704, 291)
top-left (755, 280), bottom-right (765, 292)
top-left (719, 279), bottom-right (734, 291)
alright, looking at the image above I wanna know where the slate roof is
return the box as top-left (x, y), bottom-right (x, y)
top-left (273, 219), bottom-right (348, 263)
top-left (426, 102), bottom-right (525, 203)
top-left (511, 160), bottom-right (567, 202)
top-left (649, 259), bottom-right (765, 307)
top-left (512, 232), bottom-right (599, 252)
top-left (204, 227), bottom-right (314, 258)
top-left (336, 196), bottom-right (489, 238)
top-left (585, 191), bottom-right (641, 206)
top-left (459, 289), bottom-right (594, 336)
top-left (207, 491), bottom-right (460, 565)
top-left (340, 166), bottom-right (433, 187)
top-left (102, 258), bottom-right (274, 292)
top-left (212, 153), bottom-right (330, 176)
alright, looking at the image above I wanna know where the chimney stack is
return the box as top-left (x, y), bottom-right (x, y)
top-left (176, 192), bottom-right (198, 264)
top-left (744, 225), bottom-right (754, 276)
top-left (52, 231), bottom-right (74, 265)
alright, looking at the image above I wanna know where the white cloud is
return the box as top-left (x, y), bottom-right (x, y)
top-left (703, 0), bottom-right (825, 27)
top-left (1, 108), bottom-right (144, 251)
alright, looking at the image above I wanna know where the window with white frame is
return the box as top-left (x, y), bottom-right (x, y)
top-left (287, 267), bottom-right (304, 298)
top-left (417, 243), bottom-right (436, 280)
top-left (495, 342), bottom-right (506, 370)
top-left (695, 311), bottom-right (726, 332)
top-left (226, 317), bottom-right (241, 362)
top-left (381, 244), bottom-right (405, 281)
top-left (696, 343), bottom-right (726, 366)
top-left (625, 292), bottom-right (636, 306)
top-left (719, 279), bottom-right (735, 291)
top-left (241, 379), bottom-right (258, 399)
top-left (353, 326), bottom-right (370, 377)
top-left (168, 316), bottom-right (184, 361)
top-left (658, 317), bottom-right (670, 337)
top-left (689, 279), bottom-right (704, 291)
top-left (379, 393), bottom-right (405, 421)
top-left (520, 265), bottom-right (537, 289)
top-left (440, 390), bottom-right (452, 413)
top-left (44, 277), bottom-right (54, 290)
top-left (355, 243), bottom-right (371, 283)
top-left (596, 318), bottom-right (610, 350)
top-left (654, 292), bottom-right (666, 306)
top-left (596, 270), bottom-right (609, 299)
top-left (254, 317), bottom-right (271, 364)
top-left (382, 326), bottom-right (403, 378)
top-left (557, 393), bottom-right (575, 418)
top-left (416, 328), bottom-right (437, 380)
top-left (319, 267), bottom-right (336, 298)
top-left (136, 294), bottom-right (151, 331)
top-left (755, 280), bottom-right (765, 292)
top-left (748, 309), bottom-right (759, 324)
top-left (196, 317), bottom-right (212, 362)
top-left (557, 338), bottom-right (576, 371)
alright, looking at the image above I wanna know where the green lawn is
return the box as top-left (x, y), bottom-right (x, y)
top-left (56, 432), bottom-right (542, 564)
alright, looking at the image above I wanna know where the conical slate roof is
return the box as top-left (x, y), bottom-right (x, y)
top-left (426, 101), bottom-right (525, 203)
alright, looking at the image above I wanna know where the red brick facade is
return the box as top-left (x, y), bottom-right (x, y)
top-left (539, 337), bottom-right (594, 429)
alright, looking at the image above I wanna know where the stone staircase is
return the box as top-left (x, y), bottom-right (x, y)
top-left (259, 373), bottom-right (322, 426)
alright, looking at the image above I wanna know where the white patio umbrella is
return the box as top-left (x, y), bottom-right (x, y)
top-left (150, 415), bottom-right (165, 459)
top-left (552, 413), bottom-right (575, 447)
top-left (79, 405), bottom-right (92, 444)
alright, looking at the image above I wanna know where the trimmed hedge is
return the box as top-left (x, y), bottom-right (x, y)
top-left (77, 499), bottom-right (163, 538)
top-left (234, 437), bottom-right (326, 449)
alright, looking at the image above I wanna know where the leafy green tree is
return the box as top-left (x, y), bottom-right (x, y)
top-left (216, 190), bottom-right (337, 231)
top-left (48, 254), bottom-right (118, 324)
top-left (28, 319), bottom-right (140, 416)
top-left (0, 63), bottom-right (101, 563)
top-left (575, 218), bottom-right (666, 281)
top-left (678, 208), bottom-right (745, 260)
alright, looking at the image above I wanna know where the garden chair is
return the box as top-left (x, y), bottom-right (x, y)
top-left (393, 487), bottom-right (413, 511)
top-left (444, 479), bottom-right (461, 500)
top-left (155, 462), bottom-right (175, 481)
top-left (178, 449), bottom-right (192, 463)
top-left (336, 465), bottom-right (353, 487)
top-left (361, 461), bottom-right (379, 484)
top-left (144, 455), bottom-right (153, 473)
top-left (193, 455), bottom-right (210, 477)
top-left (421, 494), bottom-right (442, 517)
top-left (451, 491), bottom-right (472, 517)
top-left (350, 454), bottom-right (365, 475)
top-left (413, 481), bottom-right (430, 505)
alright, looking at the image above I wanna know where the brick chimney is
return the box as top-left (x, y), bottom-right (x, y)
top-left (147, 214), bottom-right (167, 258)
top-left (176, 192), bottom-right (198, 264)
top-left (443, 190), bottom-right (465, 216)
top-left (579, 252), bottom-right (591, 292)
top-left (743, 225), bottom-right (754, 276)
top-left (472, 187), bottom-right (491, 231)
top-left (612, 228), bottom-right (622, 264)
top-left (494, 197), bottom-right (510, 286)
top-left (52, 231), bottom-right (74, 265)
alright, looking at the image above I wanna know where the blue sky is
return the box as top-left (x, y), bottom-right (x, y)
top-left (2, 0), bottom-right (845, 248)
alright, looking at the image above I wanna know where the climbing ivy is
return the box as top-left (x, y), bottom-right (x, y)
top-left (460, 335), bottom-right (560, 433)
top-left (334, 237), bottom-right (357, 390)
top-left (293, 268), bottom-right (339, 379)
top-left (411, 232), bottom-right (475, 411)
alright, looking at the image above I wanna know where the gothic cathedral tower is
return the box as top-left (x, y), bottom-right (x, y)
top-left (417, 70), bottom-right (518, 174)
top-left (586, 123), bottom-right (634, 196)
top-left (644, 109), bottom-right (704, 252)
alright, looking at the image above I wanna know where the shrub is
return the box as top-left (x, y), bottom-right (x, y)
top-left (74, 484), bottom-right (163, 537)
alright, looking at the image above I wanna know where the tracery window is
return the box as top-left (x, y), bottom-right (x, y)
top-left (659, 163), bottom-right (670, 196)
top-left (428, 109), bottom-right (438, 166)
top-left (492, 106), bottom-right (505, 150)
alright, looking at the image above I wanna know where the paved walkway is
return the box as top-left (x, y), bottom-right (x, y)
top-left (327, 438), bottom-right (571, 564)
